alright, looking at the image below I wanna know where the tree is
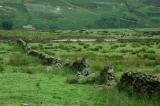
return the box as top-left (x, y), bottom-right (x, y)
top-left (2, 21), bottom-right (13, 30)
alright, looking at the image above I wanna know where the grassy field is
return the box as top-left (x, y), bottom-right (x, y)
top-left (29, 41), bottom-right (160, 78)
top-left (0, 29), bottom-right (160, 105)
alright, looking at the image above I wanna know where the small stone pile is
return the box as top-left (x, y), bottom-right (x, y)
top-left (99, 64), bottom-right (115, 86)
top-left (118, 72), bottom-right (160, 98)
top-left (17, 39), bottom-right (63, 67)
top-left (71, 58), bottom-right (92, 76)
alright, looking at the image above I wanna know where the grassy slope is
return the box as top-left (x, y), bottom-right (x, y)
top-left (0, 0), bottom-right (159, 30)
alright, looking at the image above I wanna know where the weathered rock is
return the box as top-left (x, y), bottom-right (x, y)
top-left (78, 73), bottom-right (97, 84)
top-left (81, 68), bottom-right (93, 76)
top-left (100, 64), bottom-right (115, 85)
top-left (27, 49), bottom-right (40, 57)
top-left (71, 57), bottom-right (93, 76)
top-left (17, 39), bottom-right (27, 49)
top-left (16, 39), bottom-right (65, 67)
top-left (118, 72), bottom-right (160, 98)
top-left (21, 104), bottom-right (29, 106)
top-left (71, 58), bottom-right (88, 72)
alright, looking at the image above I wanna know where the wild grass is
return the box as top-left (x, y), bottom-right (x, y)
top-left (0, 38), bottom-right (160, 105)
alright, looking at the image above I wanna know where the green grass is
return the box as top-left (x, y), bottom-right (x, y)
top-left (30, 41), bottom-right (160, 77)
top-left (0, 73), bottom-right (159, 106)
top-left (0, 34), bottom-right (160, 105)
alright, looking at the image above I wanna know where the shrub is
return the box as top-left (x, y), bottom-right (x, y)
top-left (119, 44), bottom-right (126, 47)
top-left (144, 54), bottom-right (156, 60)
top-left (90, 46), bottom-right (102, 51)
top-left (83, 44), bottom-right (90, 49)
top-left (110, 45), bottom-right (119, 50)
top-left (76, 48), bottom-right (82, 52)
top-left (139, 47), bottom-right (146, 53)
top-left (2, 21), bottom-right (13, 30)
top-left (146, 50), bottom-right (155, 54)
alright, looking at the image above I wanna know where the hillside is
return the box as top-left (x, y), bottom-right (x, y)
top-left (0, 0), bottom-right (160, 30)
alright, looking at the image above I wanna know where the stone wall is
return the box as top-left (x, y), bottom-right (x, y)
top-left (17, 39), bottom-right (64, 67)
top-left (118, 72), bottom-right (160, 98)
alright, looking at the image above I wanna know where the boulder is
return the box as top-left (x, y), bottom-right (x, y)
top-left (27, 49), bottom-right (40, 57)
top-left (118, 72), bottom-right (160, 98)
top-left (100, 64), bottom-right (115, 85)
top-left (81, 68), bottom-right (93, 76)
top-left (17, 39), bottom-right (27, 49)
top-left (71, 58), bottom-right (88, 72)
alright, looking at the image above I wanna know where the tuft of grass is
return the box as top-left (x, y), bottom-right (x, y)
top-left (66, 75), bottom-right (78, 84)
top-left (8, 53), bottom-right (41, 66)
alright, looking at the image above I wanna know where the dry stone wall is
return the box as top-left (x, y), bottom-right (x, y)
top-left (118, 72), bottom-right (160, 98)
top-left (17, 39), bottom-right (64, 67)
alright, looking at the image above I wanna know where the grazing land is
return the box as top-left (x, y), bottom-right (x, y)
top-left (0, 29), bottom-right (160, 106)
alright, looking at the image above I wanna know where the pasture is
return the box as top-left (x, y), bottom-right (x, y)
top-left (0, 29), bottom-right (160, 106)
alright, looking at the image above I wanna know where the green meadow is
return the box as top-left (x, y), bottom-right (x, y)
top-left (0, 29), bottom-right (160, 105)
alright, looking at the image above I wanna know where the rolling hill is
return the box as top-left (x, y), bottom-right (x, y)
top-left (0, 0), bottom-right (160, 30)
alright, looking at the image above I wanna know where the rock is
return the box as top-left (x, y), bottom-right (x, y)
top-left (100, 64), bottom-right (115, 85)
top-left (21, 104), bottom-right (29, 106)
top-left (81, 68), bottom-right (93, 76)
top-left (16, 39), bottom-right (64, 67)
top-left (27, 49), bottom-right (40, 57)
top-left (78, 73), bottom-right (97, 84)
top-left (118, 72), bottom-right (160, 98)
top-left (17, 39), bottom-right (27, 49)
top-left (71, 57), bottom-right (88, 72)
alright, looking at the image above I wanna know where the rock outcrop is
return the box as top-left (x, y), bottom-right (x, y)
top-left (118, 72), bottom-right (160, 98)
top-left (100, 64), bottom-right (115, 85)
top-left (71, 58), bottom-right (93, 76)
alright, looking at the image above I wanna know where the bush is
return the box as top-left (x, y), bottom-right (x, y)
top-left (90, 46), bottom-right (102, 51)
top-left (83, 44), bottom-right (90, 49)
top-left (144, 54), bottom-right (156, 60)
top-left (110, 45), bottom-right (119, 50)
top-left (146, 50), bottom-right (155, 54)
top-left (1, 21), bottom-right (13, 30)
top-left (119, 44), bottom-right (126, 47)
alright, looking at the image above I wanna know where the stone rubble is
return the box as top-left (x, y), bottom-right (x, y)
top-left (118, 72), bottom-right (160, 98)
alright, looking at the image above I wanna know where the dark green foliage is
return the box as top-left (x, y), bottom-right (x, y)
top-left (0, 0), bottom-right (159, 30)
top-left (110, 45), bottom-right (119, 50)
top-left (0, 65), bottom-right (4, 73)
top-left (1, 21), bottom-right (13, 30)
